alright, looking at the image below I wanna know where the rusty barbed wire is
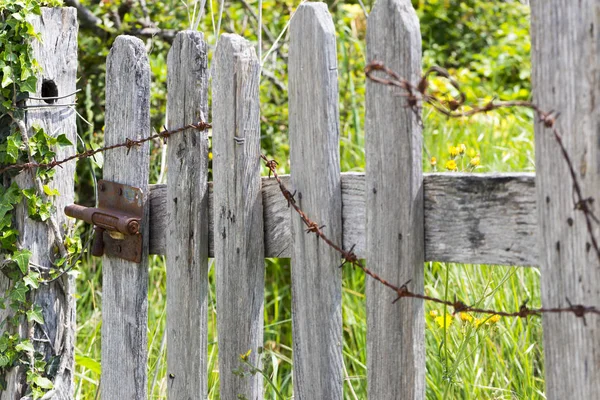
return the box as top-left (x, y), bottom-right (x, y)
top-left (0, 121), bottom-right (211, 176)
top-left (365, 61), bottom-right (600, 265)
top-left (259, 61), bottom-right (600, 323)
top-left (261, 153), bottom-right (600, 324)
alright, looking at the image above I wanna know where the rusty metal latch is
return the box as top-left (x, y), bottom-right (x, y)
top-left (65, 180), bottom-right (144, 263)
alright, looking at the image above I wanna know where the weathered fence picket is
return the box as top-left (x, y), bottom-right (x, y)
top-left (166, 30), bottom-right (209, 399)
top-left (1, 8), bottom-right (78, 399)
top-left (365, 0), bottom-right (425, 398)
top-left (7, 1), bottom-right (600, 399)
top-left (212, 34), bottom-right (264, 399)
top-left (288, 3), bottom-right (344, 398)
top-left (531, 0), bottom-right (600, 398)
top-left (101, 36), bottom-right (151, 400)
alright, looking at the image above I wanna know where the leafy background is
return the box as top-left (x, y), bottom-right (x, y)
top-left (23, 0), bottom-right (541, 398)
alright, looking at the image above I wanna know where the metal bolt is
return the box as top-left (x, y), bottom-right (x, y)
top-left (127, 220), bottom-right (140, 235)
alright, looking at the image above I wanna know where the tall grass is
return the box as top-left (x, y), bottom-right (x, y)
top-left (72, 1), bottom-right (543, 399)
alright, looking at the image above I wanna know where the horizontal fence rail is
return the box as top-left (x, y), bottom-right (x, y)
top-left (148, 172), bottom-right (538, 266)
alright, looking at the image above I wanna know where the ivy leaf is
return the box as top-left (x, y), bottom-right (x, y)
top-left (33, 375), bottom-right (54, 390)
top-left (20, 75), bottom-right (37, 93)
top-left (1, 66), bottom-right (13, 88)
top-left (9, 282), bottom-right (28, 303)
top-left (55, 134), bottom-right (72, 147)
top-left (42, 185), bottom-right (59, 196)
top-left (15, 340), bottom-right (34, 353)
top-left (12, 249), bottom-right (31, 275)
top-left (23, 272), bottom-right (39, 289)
top-left (26, 305), bottom-right (44, 325)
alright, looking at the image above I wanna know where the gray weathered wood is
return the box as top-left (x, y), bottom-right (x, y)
top-left (212, 33), bottom-right (264, 400)
top-left (288, 4), bottom-right (343, 398)
top-left (365, 0), bottom-right (424, 398)
top-left (531, 1), bottom-right (600, 398)
top-left (101, 36), bottom-right (150, 400)
top-left (424, 173), bottom-right (537, 266)
top-left (148, 172), bottom-right (539, 266)
top-left (1, 8), bottom-right (78, 400)
top-left (165, 31), bottom-right (209, 399)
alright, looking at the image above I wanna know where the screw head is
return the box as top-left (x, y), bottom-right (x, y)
top-left (127, 220), bottom-right (140, 235)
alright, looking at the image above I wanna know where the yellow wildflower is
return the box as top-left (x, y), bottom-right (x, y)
top-left (448, 145), bottom-right (460, 157)
top-left (208, 151), bottom-right (213, 160)
top-left (429, 310), bottom-right (438, 318)
top-left (445, 160), bottom-right (458, 171)
top-left (474, 318), bottom-right (485, 328)
top-left (430, 157), bottom-right (437, 167)
top-left (457, 143), bottom-right (466, 155)
top-left (470, 155), bottom-right (480, 167)
top-left (434, 315), bottom-right (453, 329)
top-left (487, 315), bottom-right (501, 324)
top-left (459, 312), bottom-right (473, 322)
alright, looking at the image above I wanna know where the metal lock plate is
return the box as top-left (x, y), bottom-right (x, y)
top-left (98, 180), bottom-right (144, 263)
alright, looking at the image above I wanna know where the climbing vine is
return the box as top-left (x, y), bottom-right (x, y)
top-left (0, 1), bottom-right (81, 398)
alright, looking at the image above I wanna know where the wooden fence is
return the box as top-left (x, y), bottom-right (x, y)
top-left (2, 0), bottom-right (599, 399)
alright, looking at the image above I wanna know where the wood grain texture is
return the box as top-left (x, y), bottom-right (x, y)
top-left (148, 173), bottom-right (539, 266)
top-left (365, 1), bottom-right (425, 399)
top-left (288, 4), bottom-right (343, 398)
top-left (424, 173), bottom-right (537, 266)
top-left (101, 36), bottom-right (150, 400)
top-left (212, 34), bottom-right (264, 400)
top-left (1, 8), bottom-right (78, 400)
top-left (531, 1), bottom-right (600, 398)
top-left (165, 31), bottom-right (209, 400)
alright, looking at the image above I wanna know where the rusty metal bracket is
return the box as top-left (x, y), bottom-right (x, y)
top-left (65, 180), bottom-right (144, 263)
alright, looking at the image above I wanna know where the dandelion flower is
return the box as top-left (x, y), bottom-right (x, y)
top-left (445, 160), bottom-right (458, 171)
top-left (470, 155), bottom-right (480, 167)
top-left (449, 145), bottom-right (460, 157)
top-left (430, 157), bottom-right (437, 167)
top-left (435, 315), bottom-right (453, 329)
top-left (429, 310), bottom-right (439, 318)
top-left (457, 143), bottom-right (466, 154)
top-left (460, 312), bottom-right (473, 322)
top-left (487, 315), bottom-right (501, 324)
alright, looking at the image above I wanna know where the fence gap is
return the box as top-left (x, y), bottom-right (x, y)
top-left (101, 35), bottom-right (151, 400)
top-left (165, 30), bottom-right (209, 399)
top-left (212, 33), bottom-right (265, 399)
top-left (531, 1), bottom-right (600, 398)
top-left (365, 0), bottom-right (425, 398)
top-left (288, 3), bottom-right (344, 398)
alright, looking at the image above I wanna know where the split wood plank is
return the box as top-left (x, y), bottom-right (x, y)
top-left (101, 35), bottom-right (151, 400)
top-left (288, 4), bottom-right (344, 398)
top-left (531, 1), bottom-right (600, 398)
top-left (212, 33), bottom-right (265, 400)
top-left (166, 31), bottom-right (209, 399)
top-left (365, 0), bottom-right (425, 398)
top-left (148, 172), bottom-right (538, 266)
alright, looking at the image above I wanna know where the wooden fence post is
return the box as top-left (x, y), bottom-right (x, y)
top-left (365, 0), bottom-right (425, 399)
top-left (101, 36), bottom-right (151, 400)
top-left (212, 33), bottom-right (264, 400)
top-left (289, 3), bottom-right (343, 399)
top-left (531, 1), bottom-right (600, 398)
top-left (165, 30), bottom-right (210, 399)
top-left (0, 8), bottom-right (78, 399)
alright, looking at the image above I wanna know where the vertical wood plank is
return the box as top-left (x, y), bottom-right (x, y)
top-left (212, 33), bottom-right (264, 400)
top-left (365, 0), bottom-right (424, 399)
top-left (288, 4), bottom-right (343, 399)
top-left (531, 1), bottom-right (600, 398)
top-left (165, 30), bottom-right (209, 399)
top-left (1, 8), bottom-right (78, 399)
top-left (101, 35), bottom-right (150, 400)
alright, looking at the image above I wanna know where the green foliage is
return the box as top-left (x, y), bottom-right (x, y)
top-left (0, 1), bottom-right (78, 398)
